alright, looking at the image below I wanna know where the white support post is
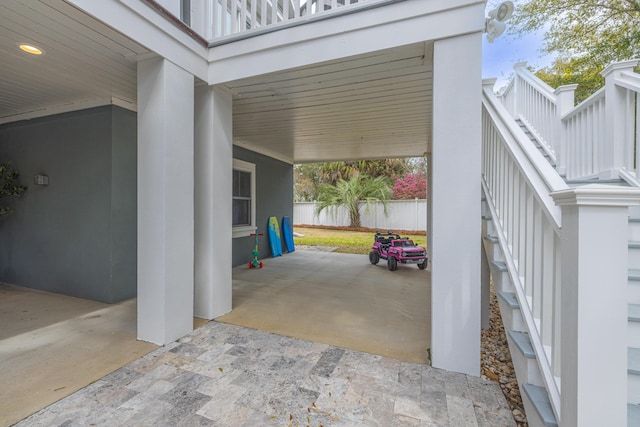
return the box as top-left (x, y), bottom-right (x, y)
top-left (480, 241), bottom-right (490, 330)
top-left (554, 84), bottom-right (577, 177)
top-left (426, 152), bottom-right (432, 270)
top-left (137, 57), bottom-right (195, 345)
top-left (194, 84), bottom-right (233, 319)
top-left (552, 184), bottom-right (640, 427)
top-left (512, 62), bottom-right (528, 118)
top-left (600, 60), bottom-right (640, 179)
top-left (431, 32), bottom-right (482, 376)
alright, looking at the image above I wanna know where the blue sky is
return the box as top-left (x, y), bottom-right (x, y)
top-left (482, 1), bottom-right (555, 90)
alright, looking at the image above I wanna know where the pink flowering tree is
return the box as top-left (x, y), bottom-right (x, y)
top-left (392, 172), bottom-right (427, 200)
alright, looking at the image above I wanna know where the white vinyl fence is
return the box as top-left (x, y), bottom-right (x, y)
top-left (293, 199), bottom-right (427, 231)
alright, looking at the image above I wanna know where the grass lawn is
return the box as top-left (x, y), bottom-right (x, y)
top-left (293, 227), bottom-right (427, 254)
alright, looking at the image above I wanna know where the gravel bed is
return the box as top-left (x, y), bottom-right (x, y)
top-left (481, 281), bottom-right (528, 427)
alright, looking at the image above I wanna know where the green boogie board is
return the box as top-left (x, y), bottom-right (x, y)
top-left (267, 216), bottom-right (282, 257)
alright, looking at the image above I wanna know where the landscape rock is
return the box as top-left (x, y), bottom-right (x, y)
top-left (481, 281), bottom-right (528, 427)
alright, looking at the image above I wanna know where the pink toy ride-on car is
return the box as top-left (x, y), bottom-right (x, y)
top-left (369, 230), bottom-right (428, 271)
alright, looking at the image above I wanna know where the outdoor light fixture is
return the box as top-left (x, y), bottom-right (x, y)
top-left (485, 1), bottom-right (514, 43)
top-left (18, 43), bottom-right (44, 55)
top-left (34, 174), bottom-right (49, 186)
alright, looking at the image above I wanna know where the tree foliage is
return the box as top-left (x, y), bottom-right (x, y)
top-left (294, 159), bottom-right (411, 202)
top-left (510, 0), bottom-right (640, 63)
top-left (534, 57), bottom-right (604, 103)
top-left (315, 174), bottom-right (391, 228)
top-left (392, 172), bottom-right (427, 200)
top-left (0, 162), bottom-right (27, 216)
top-left (509, 0), bottom-right (640, 100)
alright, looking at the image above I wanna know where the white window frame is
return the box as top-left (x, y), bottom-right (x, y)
top-left (232, 159), bottom-right (256, 238)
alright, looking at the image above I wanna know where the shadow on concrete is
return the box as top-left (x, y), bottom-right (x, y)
top-left (218, 250), bottom-right (431, 364)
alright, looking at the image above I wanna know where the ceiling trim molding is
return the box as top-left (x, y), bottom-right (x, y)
top-left (0, 97), bottom-right (136, 125)
top-left (233, 140), bottom-right (294, 165)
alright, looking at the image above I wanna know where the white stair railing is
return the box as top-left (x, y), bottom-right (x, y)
top-left (498, 60), bottom-right (640, 183)
top-left (483, 80), bottom-right (568, 419)
top-left (485, 72), bottom-right (640, 426)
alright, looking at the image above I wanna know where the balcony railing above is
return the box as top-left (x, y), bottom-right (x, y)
top-left (152, 0), bottom-right (394, 45)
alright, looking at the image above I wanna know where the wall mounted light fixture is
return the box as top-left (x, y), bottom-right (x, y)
top-left (34, 174), bottom-right (49, 186)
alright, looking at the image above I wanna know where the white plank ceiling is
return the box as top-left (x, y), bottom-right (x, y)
top-left (229, 42), bottom-right (433, 163)
top-left (0, 1), bottom-right (432, 163)
top-left (0, 0), bottom-right (148, 123)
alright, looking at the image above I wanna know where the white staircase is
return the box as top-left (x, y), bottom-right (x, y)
top-left (482, 59), bottom-right (640, 427)
top-left (482, 210), bottom-right (559, 427)
top-left (627, 218), bottom-right (640, 423)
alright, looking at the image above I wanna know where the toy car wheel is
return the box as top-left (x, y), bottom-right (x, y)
top-left (387, 256), bottom-right (397, 271)
top-left (369, 251), bottom-right (380, 265)
top-left (418, 259), bottom-right (427, 270)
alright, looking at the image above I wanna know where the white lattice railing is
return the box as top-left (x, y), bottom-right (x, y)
top-left (498, 60), bottom-right (640, 182)
top-left (483, 81), bottom-right (569, 417)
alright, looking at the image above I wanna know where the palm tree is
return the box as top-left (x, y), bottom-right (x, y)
top-left (315, 174), bottom-right (391, 228)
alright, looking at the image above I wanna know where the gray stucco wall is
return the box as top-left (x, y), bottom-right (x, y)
top-left (232, 146), bottom-right (293, 266)
top-left (0, 106), bottom-right (137, 303)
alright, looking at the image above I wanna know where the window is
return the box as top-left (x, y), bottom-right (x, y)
top-left (232, 159), bottom-right (256, 238)
top-left (181, 0), bottom-right (191, 26)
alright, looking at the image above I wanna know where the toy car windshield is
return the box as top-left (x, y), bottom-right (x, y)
top-left (392, 239), bottom-right (414, 247)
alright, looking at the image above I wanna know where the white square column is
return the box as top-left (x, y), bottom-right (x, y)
top-left (137, 57), bottom-right (195, 345)
top-left (552, 185), bottom-right (640, 427)
top-left (194, 85), bottom-right (233, 319)
top-left (430, 33), bottom-right (482, 375)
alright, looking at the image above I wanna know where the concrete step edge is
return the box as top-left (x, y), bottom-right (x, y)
top-left (497, 291), bottom-right (519, 309)
top-left (484, 235), bottom-right (498, 244)
top-left (630, 404), bottom-right (640, 427)
top-left (507, 330), bottom-right (535, 359)
top-left (522, 383), bottom-right (558, 427)
top-left (490, 260), bottom-right (507, 272)
top-left (629, 347), bottom-right (640, 376)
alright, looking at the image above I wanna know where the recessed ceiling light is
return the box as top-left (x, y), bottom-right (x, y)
top-left (19, 44), bottom-right (44, 55)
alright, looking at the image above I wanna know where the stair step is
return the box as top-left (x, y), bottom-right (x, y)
top-left (498, 291), bottom-right (519, 309)
top-left (630, 305), bottom-right (640, 348)
top-left (630, 404), bottom-right (640, 426)
top-left (522, 384), bottom-right (558, 427)
top-left (507, 330), bottom-right (535, 359)
top-left (629, 348), bottom-right (640, 375)
top-left (484, 235), bottom-right (498, 244)
top-left (630, 270), bottom-right (640, 281)
top-left (482, 214), bottom-right (492, 221)
top-left (630, 242), bottom-right (640, 249)
top-left (491, 260), bottom-right (507, 272)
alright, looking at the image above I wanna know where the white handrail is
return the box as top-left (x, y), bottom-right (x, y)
top-left (205, 0), bottom-right (398, 44)
top-left (498, 60), bottom-right (640, 184)
top-left (482, 86), bottom-right (569, 419)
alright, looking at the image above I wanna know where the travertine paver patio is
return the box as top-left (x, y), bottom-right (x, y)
top-left (17, 322), bottom-right (516, 426)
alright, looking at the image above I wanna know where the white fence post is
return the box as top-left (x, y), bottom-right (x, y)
top-left (554, 84), bottom-right (577, 177)
top-left (600, 60), bottom-right (640, 179)
top-left (552, 185), bottom-right (640, 427)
